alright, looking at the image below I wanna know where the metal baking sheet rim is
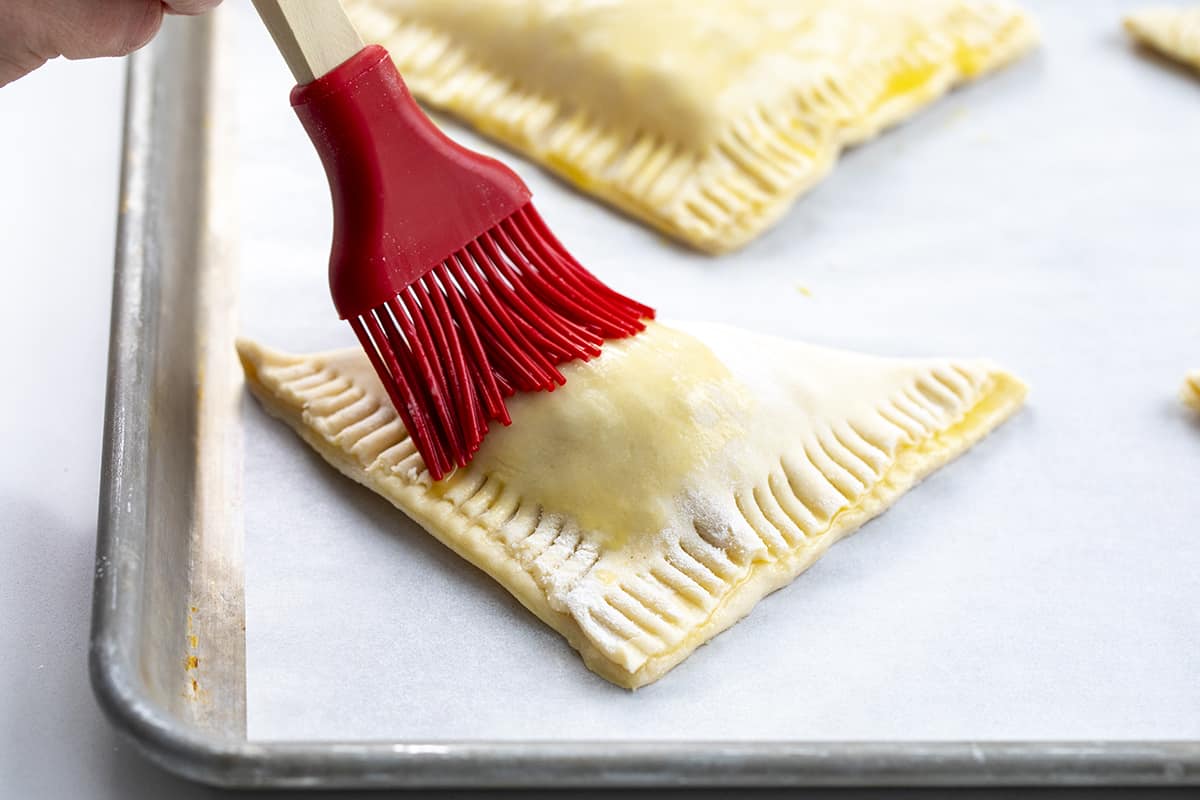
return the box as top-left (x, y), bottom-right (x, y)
top-left (87, 10), bottom-right (1200, 789)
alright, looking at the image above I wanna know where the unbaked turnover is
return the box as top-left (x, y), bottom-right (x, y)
top-left (239, 322), bottom-right (1025, 688)
top-left (343, 0), bottom-right (1038, 253)
top-left (1125, 7), bottom-right (1200, 72)
top-left (1183, 369), bottom-right (1200, 411)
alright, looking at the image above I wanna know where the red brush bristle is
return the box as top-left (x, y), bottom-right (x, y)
top-left (350, 203), bottom-right (653, 480)
top-left (288, 48), bottom-right (654, 480)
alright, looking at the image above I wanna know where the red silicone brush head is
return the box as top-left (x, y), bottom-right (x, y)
top-left (290, 46), bottom-right (654, 480)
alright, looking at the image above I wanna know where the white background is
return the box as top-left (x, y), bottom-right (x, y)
top-left (0, 4), bottom-right (1196, 799)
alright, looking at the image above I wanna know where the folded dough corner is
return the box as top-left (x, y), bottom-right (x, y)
top-left (1183, 370), bottom-right (1200, 412)
top-left (1125, 8), bottom-right (1200, 73)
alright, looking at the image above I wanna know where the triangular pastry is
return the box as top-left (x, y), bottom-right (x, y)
top-left (343, 0), bottom-right (1038, 253)
top-left (1125, 7), bottom-right (1200, 72)
top-left (238, 322), bottom-right (1026, 688)
top-left (1184, 370), bottom-right (1200, 411)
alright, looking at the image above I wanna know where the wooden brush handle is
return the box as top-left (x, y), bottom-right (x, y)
top-left (252, 0), bottom-right (365, 84)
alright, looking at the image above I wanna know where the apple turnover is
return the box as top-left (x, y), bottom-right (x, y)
top-left (1183, 370), bottom-right (1200, 411)
top-left (239, 322), bottom-right (1025, 688)
top-left (342, 0), bottom-right (1037, 253)
top-left (1125, 7), bottom-right (1200, 72)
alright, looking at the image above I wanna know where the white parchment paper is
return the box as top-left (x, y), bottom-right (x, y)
top-left (234, 1), bottom-right (1200, 742)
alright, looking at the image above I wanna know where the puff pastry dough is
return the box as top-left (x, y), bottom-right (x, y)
top-left (343, 0), bottom-right (1037, 253)
top-left (1125, 8), bottom-right (1200, 72)
top-left (1183, 370), bottom-right (1200, 411)
top-left (239, 322), bottom-right (1025, 688)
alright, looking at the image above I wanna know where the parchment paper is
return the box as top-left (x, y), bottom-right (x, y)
top-left (234, 1), bottom-right (1200, 742)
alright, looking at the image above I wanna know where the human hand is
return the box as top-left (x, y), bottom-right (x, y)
top-left (1, 0), bottom-right (222, 87)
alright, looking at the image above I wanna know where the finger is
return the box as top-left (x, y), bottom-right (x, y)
top-left (164, 0), bottom-right (222, 15)
top-left (0, 37), bottom-right (47, 88)
top-left (19, 0), bottom-right (164, 61)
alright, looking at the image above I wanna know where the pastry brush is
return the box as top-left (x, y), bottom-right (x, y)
top-left (252, 0), bottom-right (654, 480)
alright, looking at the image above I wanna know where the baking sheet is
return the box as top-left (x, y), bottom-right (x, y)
top-left (235, 0), bottom-right (1200, 743)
